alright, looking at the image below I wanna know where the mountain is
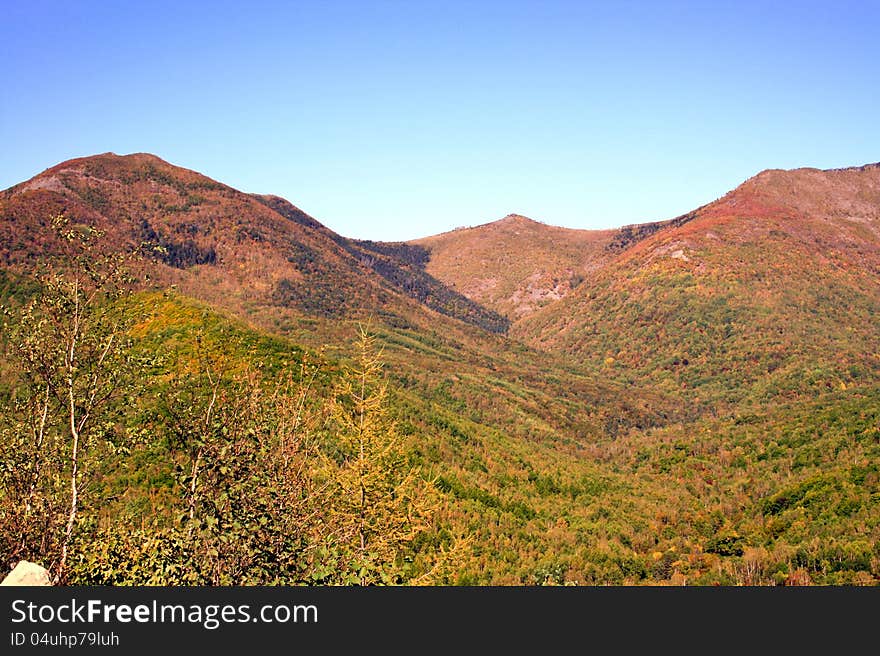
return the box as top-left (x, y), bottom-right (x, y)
top-left (0, 153), bottom-right (673, 430)
top-left (0, 151), bottom-right (678, 459)
top-left (514, 163), bottom-right (880, 407)
top-left (407, 207), bottom-right (727, 320)
top-left (2, 154), bottom-right (878, 586)
top-left (0, 152), bottom-right (508, 333)
top-left (410, 214), bottom-right (617, 319)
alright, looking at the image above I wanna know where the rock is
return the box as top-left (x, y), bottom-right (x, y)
top-left (0, 560), bottom-right (52, 586)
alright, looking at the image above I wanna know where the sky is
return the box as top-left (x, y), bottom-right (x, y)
top-left (2, 1), bottom-right (879, 241)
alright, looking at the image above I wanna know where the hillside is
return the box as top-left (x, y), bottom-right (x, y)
top-left (0, 153), bottom-right (507, 333)
top-left (1, 155), bottom-right (878, 586)
top-left (408, 209), bottom-right (719, 321)
top-left (410, 214), bottom-right (617, 319)
top-left (0, 153), bottom-right (676, 444)
top-left (515, 163), bottom-right (880, 408)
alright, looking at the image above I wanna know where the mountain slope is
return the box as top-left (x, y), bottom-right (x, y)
top-left (410, 214), bottom-right (617, 319)
top-left (408, 209), bottom-right (720, 320)
top-left (0, 152), bottom-right (678, 441)
top-left (514, 163), bottom-right (880, 407)
top-left (0, 153), bottom-right (507, 333)
top-left (2, 154), bottom-right (879, 585)
top-left (254, 194), bottom-right (509, 332)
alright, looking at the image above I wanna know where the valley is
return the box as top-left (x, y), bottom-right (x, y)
top-left (1, 154), bottom-right (878, 585)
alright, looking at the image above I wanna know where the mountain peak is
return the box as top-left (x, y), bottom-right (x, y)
top-left (1, 151), bottom-right (511, 335)
top-left (710, 159), bottom-right (880, 224)
top-left (6, 152), bottom-right (228, 200)
top-left (748, 160), bottom-right (880, 184)
top-left (45, 151), bottom-right (172, 173)
top-left (497, 213), bottom-right (540, 225)
top-left (410, 212), bottom-right (617, 319)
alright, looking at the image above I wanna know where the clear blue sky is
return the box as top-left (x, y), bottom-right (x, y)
top-left (2, 1), bottom-right (878, 241)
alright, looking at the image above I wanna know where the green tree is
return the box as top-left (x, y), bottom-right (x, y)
top-left (135, 337), bottom-right (323, 584)
top-left (69, 348), bottom-right (329, 585)
top-left (0, 214), bottom-right (136, 580)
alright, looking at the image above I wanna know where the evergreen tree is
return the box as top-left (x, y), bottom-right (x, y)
top-left (321, 325), bottom-right (437, 584)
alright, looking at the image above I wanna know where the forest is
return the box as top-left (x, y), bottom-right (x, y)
top-left (2, 212), bottom-right (877, 586)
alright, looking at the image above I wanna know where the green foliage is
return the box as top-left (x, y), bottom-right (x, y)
top-left (0, 215), bottom-right (142, 579)
top-left (2, 213), bottom-right (878, 586)
top-left (3, 281), bottom-right (878, 586)
top-left (2, 292), bottom-right (457, 585)
top-left (705, 530), bottom-right (745, 557)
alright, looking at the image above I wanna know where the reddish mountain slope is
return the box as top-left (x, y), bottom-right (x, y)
top-left (411, 214), bottom-right (617, 319)
top-left (514, 163), bottom-right (880, 405)
top-left (0, 153), bottom-right (507, 332)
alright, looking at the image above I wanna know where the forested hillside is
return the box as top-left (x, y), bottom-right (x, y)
top-left (1, 155), bottom-right (878, 585)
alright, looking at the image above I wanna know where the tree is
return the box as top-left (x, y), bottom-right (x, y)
top-left (0, 214), bottom-right (136, 580)
top-left (167, 350), bottom-right (323, 583)
top-left (318, 324), bottom-right (441, 584)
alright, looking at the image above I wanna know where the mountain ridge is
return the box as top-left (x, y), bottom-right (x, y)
top-left (406, 160), bottom-right (880, 322)
top-left (0, 152), bottom-right (509, 334)
top-left (513, 159), bottom-right (880, 407)
top-left (2, 152), bottom-right (879, 586)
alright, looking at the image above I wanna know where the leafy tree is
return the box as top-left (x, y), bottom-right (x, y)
top-left (76, 337), bottom-right (328, 586)
top-left (0, 214), bottom-right (137, 580)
